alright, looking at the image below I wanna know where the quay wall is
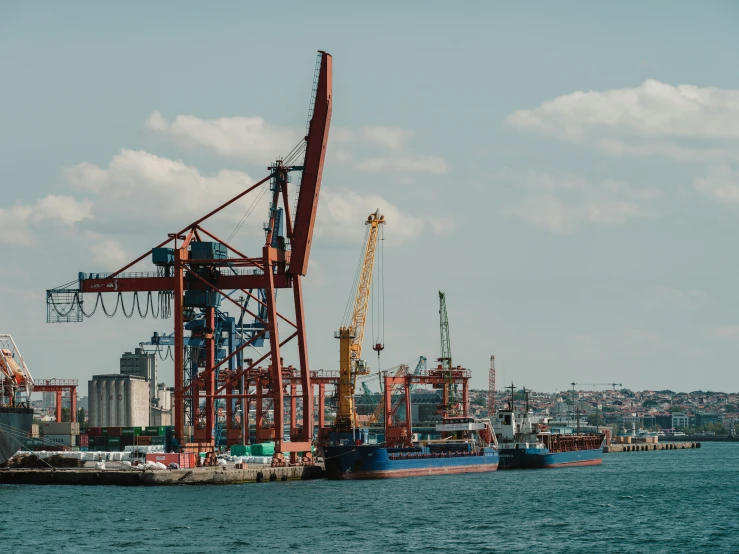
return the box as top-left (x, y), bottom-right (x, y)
top-left (0, 465), bottom-right (324, 486)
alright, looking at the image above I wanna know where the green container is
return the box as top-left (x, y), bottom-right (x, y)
top-left (230, 445), bottom-right (251, 456)
top-left (121, 427), bottom-right (142, 437)
top-left (151, 436), bottom-right (165, 445)
top-left (144, 426), bottom-right (165, 436)
top-left (107, 437), bottom-right (121, 445)
top-left (101, 428), bottom-right (108, 435)
top-left (251, 442), bottom-right (275, 456)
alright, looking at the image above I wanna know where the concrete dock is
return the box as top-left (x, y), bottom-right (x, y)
top-left (0, 464), bottom-right (325, 486)
top-left (604, 441), bottom-right (700, 453)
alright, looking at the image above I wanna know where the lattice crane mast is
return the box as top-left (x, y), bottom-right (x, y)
top-left (334, 210), bottom-right (385, 432)
top-left (437, 291), bottom-right (457, 415)
top-left (488, 355), bottom-right (496, 416)
top-left (45, 51), bottom-right (333, 465)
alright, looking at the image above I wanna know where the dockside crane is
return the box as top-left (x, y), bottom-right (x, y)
top-left (333, 210), bottom-right (385, 434)
top-left (45, 51), bottom-right (333, 465)
top-left (437, 291), bottom-right (458, 415)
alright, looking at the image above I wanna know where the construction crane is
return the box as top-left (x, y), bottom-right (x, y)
top-left (387, 356), bottom-right (427, 425)
top-left (569, 382), bottom-right (623, 433)
top-left (488, 355), bottom-right (496, 416)
top-left (437, 291), bottom-right (457, 414)
top-left (0, 335), bottom-right (34, 408)
top-left (334, 210), bottom-right (385, 432)
top-left (45, 51), bottom-right (333, 465)
top-left (370, 363), bottom-right (407, 424)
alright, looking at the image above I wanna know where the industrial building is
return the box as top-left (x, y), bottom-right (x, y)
top-left (87, 374), bottom-right (150, 427)
top-left (120, 347), bottom-right (158, 401)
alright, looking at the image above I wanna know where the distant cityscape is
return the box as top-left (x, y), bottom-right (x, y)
top-left (468, 388), bottom-right (738, 436)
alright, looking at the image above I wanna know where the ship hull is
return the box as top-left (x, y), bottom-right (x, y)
top-left (0, 407), bottom-right (34, 465)
top-left (323, 445), bottom-right (499, 480)
top-left (498, 446), bottom-right (603, 469)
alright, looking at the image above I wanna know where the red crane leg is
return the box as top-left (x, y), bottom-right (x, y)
top-left (174, 247), bottom-right (185, 444)
top-left (463, 378), bottom-right (469, 417)
top-left (292, 275), bottom-right (313, 442)
top-left (55, 390), bottom-right (63, 422)
top-left (71, 388), bottom-right (77, 422)
top-left (205, 306), bottom-right (215, 447)
top-left (263, 246), bottom-right (284, 454)
top-left (405, 376), bottom-right (412, 445)
top-left (318, 384), bottom-right (325, 430)
top-left (289, 380), bottom-right (297, 439)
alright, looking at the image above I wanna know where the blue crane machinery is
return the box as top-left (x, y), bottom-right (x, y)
top-left (45, 51), bottom-right (333, 465)
top-left (332, 210), bottom-right (385, 434)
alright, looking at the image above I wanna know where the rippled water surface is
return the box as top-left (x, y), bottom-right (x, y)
top-left (1, 443), bottom-right (737, 553)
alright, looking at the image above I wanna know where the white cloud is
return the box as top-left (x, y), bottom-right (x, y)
top-left (706, 325), bottom-right (739, 339)
top-left (316, 188), bottom-right (425, 244)
top-left (0, 196), bottom-right (92, 246)
top-left (694, 165), bottom-right (739, 204)
top-left (356, 155), bottom-right (451, 174)
top-left (64, 149), bottom-right (264, 229)
top-left (361, 126), bottom-right (414, 150)
top-left (505, 80), bottom-right (739, 162)
top-left (501, 170), bottom-right (660, 233)
top-left (654, 286), bottom-right (707, 311)
top-left (89, 239), bottom-right (129, 270)
top-left (145, 111), bottom-right (301, 163)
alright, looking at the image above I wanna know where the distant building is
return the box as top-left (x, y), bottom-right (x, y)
top-left (120, 347), bottom-right (157, 401)
top-left (696, 412), bottom-right (721, 427)
top-left (88, 374), bottom-right (149, 428)
top-left (671, 412), bottom-right (690, 429)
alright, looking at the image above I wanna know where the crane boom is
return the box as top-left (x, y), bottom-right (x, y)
top-left (335, 210), bottom-right (386, 431)
top-left (289, 51), bottom-right (333, 276)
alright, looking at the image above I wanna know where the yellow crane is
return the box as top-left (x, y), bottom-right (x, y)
top-left (334, 209), bottom-right (385, 431)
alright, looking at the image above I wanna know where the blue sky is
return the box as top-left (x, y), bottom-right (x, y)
top-left (2, 2), bottom-right (739, 393)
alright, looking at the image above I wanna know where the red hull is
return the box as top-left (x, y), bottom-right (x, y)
top-left (339, 463), bottom-right (499, 480)
top-left (543, 458), bottom-right (602, 468)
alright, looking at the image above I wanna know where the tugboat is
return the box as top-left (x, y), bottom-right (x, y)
top-left (496, 386), bottom-right (604, 469)
top-left (0, 335), bottom-right (34, 465)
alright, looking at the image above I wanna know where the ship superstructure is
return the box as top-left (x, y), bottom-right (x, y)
top-left (0, 334), bottom-right (35, 465)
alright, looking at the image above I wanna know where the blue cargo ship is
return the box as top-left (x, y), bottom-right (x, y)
top-left (323, 417), bottom-right (499, 479)
top-left (495, 388), bottom-right (604, 469)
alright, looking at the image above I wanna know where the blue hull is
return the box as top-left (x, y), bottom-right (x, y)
top-left (498, 447), bottom-right (603, 469)
top-left (323, 445), bottom-right (500, 479)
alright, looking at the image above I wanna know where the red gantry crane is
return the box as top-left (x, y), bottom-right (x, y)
top-left (46, 51), bottom-right (332, 465)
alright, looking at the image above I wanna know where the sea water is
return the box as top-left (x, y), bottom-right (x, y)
top-left (1, 443), bottom-right (737, 553)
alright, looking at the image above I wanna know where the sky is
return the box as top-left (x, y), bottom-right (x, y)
top-left (2, 2), bottom-right (739, 394)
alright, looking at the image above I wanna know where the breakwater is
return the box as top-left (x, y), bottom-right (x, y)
top-left (604, 441), bottom-right (700, 453)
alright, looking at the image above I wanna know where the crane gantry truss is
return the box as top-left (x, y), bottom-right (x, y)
top-left (46, 51), bottom-right (332, 465)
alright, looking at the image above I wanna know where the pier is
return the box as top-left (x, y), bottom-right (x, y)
top-left (0, 464), bottom-right (325, 486)
top-left (604, 441), bottom-right (700, 453)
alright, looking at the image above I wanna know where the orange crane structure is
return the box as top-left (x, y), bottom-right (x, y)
top-left (46, 51), bottom-right (332, 465)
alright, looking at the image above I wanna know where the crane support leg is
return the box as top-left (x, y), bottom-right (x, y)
top-left (174, 247), bottom-right (185, 443)
top-left (205, 306), bottom-right (216, 446)
top-left (292, 274), bottom-right (313, 443)
top-left (263, 246), bottom-right (285, 456)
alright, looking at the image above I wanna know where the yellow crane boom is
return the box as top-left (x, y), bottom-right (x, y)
top-left (335, 209), bottom-right (385, 431)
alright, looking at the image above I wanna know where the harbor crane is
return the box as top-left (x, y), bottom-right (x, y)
top-left (334, 210), bottom-right (385, 433)
top-left (46, 51), bottom-right (333, 464)
top-left (436, 291), bottom-right (459, 415)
